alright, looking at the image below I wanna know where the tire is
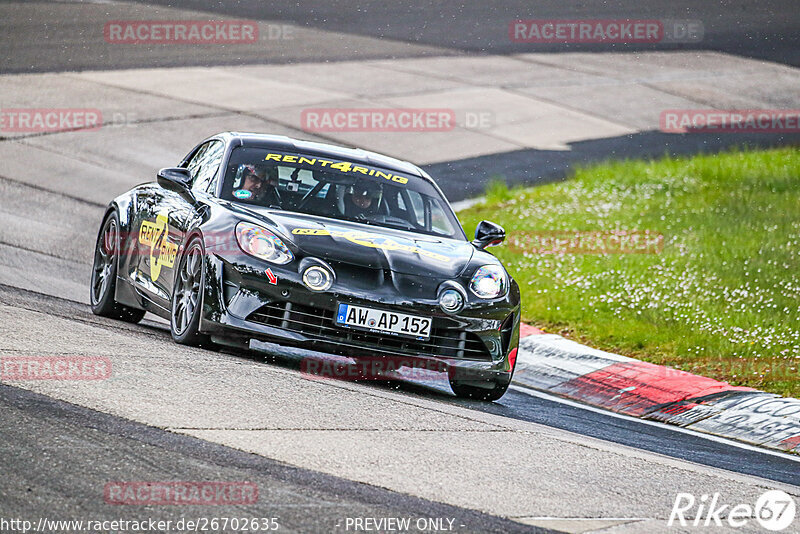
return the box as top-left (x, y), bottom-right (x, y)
top-left (90, 211), bottom-right (146, 323)
top-left (170, 237), bottom-right (210, 346)
top-left (449, 378), bottom-right (510, 402)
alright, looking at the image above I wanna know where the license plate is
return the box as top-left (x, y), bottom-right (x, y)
top-left (335, 303), bottom-right (431, 340)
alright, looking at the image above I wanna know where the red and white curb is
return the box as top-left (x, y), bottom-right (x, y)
top-left (513, 326), bottom-right (800, 455)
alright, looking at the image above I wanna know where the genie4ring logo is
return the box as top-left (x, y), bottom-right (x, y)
top-left (669, 490), bottom-right (796, 530)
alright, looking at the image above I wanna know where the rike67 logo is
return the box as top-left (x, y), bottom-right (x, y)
top-left (669, 490), bottom-right (796, 531)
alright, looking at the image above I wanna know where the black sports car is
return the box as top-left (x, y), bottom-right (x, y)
top-left (90, 132), bottom-right (521, 400)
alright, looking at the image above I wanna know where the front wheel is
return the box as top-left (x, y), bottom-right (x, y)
top-left (449, 378), bottom-right (510, 401)
top-left (170, 237), bottom-right (210, 346)
top-left (90, 211), bottom-right (145, 323)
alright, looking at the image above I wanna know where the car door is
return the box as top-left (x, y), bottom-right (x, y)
top-left (134, 140), bottom-right (224, 309)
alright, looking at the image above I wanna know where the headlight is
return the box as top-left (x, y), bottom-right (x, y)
top-left (302, 265), bottom-right (333, 292)
top-left (235, 222), bottom-right (294, 265)
top-left (469, 265), bottom-right (508, 299)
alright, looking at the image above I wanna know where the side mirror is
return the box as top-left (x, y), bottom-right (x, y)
top-left (157, 167), bottom-right (192, 192)
top-left (472, 220), bottom-right (505, 249)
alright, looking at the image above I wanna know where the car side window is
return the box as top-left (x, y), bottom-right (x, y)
top-left (406, 190), bottom-right (426, 226)
top-left (185, 143), bottom-right (209, 178)
top-left (200, 142), bottom-right (225, 195)
top-left (188, 141), bottom-right (224, 194)
top-left (429, 197), bottom-right (456, 236)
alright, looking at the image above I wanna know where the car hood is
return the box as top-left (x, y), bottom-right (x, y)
top-left (242, 209), bottom-right (475, 278)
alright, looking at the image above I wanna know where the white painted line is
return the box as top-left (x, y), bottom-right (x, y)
top-left (510, 384), bottom-right (800, 464)
top-left (451, 196), bottom-right (484, 212)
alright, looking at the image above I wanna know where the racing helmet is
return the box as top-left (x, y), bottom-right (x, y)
top-left (239, 163), bottom-right (268, 184)
top-left (350, 181), bottom-right (383, 205)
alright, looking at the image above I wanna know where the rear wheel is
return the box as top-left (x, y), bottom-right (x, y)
top-left (170, 238), bottom-right (210, 346)
top-left (90, 212), bottom-right (146, 323)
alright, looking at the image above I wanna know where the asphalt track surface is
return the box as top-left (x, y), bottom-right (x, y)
top-left (3, 281), bottom-right (800, 489)
top-left (1, 1), bottom-right (800, 532)
top-left (137, 0), bottom-right (800, 65)
top-left (1, 0), bottom-right (798, 73)
top-left (0, 383), bottom-right (542, 534)
top-left (1, 281), bottom-right (799, 531)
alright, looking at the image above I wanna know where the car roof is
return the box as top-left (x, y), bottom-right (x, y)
top-left (215, 131), bottom-right (432, 181)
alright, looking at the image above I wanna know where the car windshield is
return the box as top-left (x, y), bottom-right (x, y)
top-left (220, 147), bottom-right (465, 239)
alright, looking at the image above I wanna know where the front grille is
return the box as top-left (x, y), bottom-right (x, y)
top-left (247, 301), bottom-right (492, 361)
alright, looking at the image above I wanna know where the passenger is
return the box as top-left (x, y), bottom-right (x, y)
top-left (343, 181), bottom-right (382, 220)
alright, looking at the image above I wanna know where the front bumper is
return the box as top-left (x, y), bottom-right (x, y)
top-left (199, 250), bottom-right (521, 379)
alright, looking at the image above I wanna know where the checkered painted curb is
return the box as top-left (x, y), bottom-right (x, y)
top-left (513, 326), bottom-right (800, 454)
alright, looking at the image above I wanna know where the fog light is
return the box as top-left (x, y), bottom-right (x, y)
top-left (439, 288), bottom-right (464, 313)
top-left (303, 265), bottom-right (333, 292)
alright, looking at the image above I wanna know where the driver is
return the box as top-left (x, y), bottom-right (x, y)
top-left (234, 164), bottom-right (281, 206)
top-left (344, 181), bottom-right (382, 220)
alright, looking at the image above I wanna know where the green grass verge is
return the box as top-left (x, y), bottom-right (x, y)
top-left (458, 147), bottom-right (800, 397)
